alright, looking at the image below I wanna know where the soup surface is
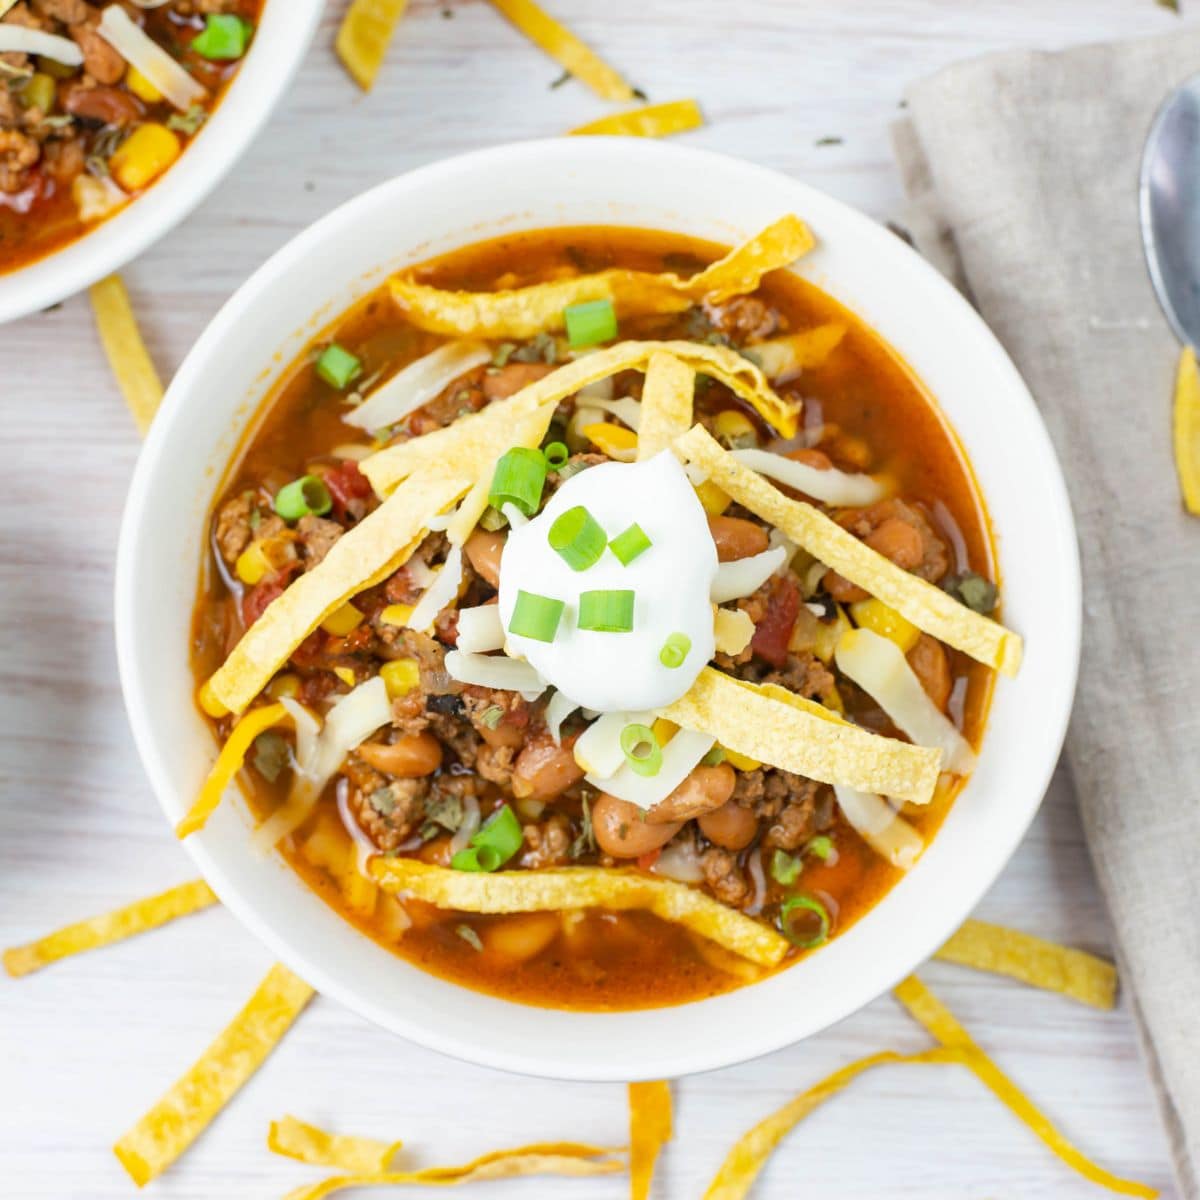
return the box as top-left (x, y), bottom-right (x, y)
top-left (192, 225), bottom-right (998, 1010)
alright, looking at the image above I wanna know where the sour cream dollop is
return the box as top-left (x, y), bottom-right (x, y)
top-left (498, 451), bottom-right (717, 712)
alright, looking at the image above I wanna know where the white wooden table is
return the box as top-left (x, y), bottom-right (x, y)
top-left (1, 2), bottom-right (1187, 1196)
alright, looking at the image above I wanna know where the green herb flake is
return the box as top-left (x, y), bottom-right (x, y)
top-left (479, 704), bottom-right (505, 730)
top-left (167, 104), bottom-right (208, 136)
top-left (815, 135), bottom-right (844, 147)
top-left (368, 787), bottom-right (396, 817)
top-left (804, 835), bottom-right (833, 862)
top-left (549, 68), bottom-right (571, 89)
top-left (455, 923), bottom-right (483, 951)
top-left (424, 790), bottom-right (466, 834)
top-left (945, 570), bottom-right (998, 615)
top-left (570, 795), bottom-right (596, 859)
top-left (251, 731), bottom-right (290, 784)
top-left (491, 341), bottom-right (517, 368)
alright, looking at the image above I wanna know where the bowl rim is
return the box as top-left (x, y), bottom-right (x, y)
top-left (0, 0), bottom-right (324, 325)
top-left (116, 138), bottom-right (1081, 1081)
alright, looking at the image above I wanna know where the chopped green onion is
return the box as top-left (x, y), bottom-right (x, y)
top-left (548, 505), bottom-right (606, 571)
top-left (779, 894), bottom-right (830, 948)
top-left (620, 723), bottom-right (662, 777)
top-left (700, 746), bottom-right (726, 767)
top-left (770, 849), bottom-right (801, 886)
top-left (191, 14), bottom-right (252, 60)
top-left (479, 704), bottom-right (504, 730)
top-left (804, 835), bottom-right (834, 862)
top-left (563, 298), bottom-right (618, 347)
top-left (658, 632), bottom-right (691, 669)
top-left (451, 804), bottom-right (523, 872)
top-left (315, 343), bottom-right (362, 390)
top-left (274, 474), bottom-right (333, 521)
top-left (543, 441), bottom-right (570, 470)
top-left (578, 589), bottom-right (634, 633)
top-left (609, 522), bottom-right (651, 566)
top-left (488, 446), bottom-right (547, 517)
top-left (509, 590), bottom-right (565, 643)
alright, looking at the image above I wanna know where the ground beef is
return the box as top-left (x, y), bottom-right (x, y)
top-left (215, 491), bottom-right (259, 565)
top-left (705, 295), bottom-right (780, 342)
top-left (475, 743), bottom-right (516, 788)
top-left (543, 452), bottom-right (606, 496)
top-left (70, 12), bottom-right (125, 84)
top-left (459, 687), bottom-right (531, 742)
top-left (172, 0), bottom-right (240, 13)
top-left (344, 759), bottom-right (429, 852)
top-left (763, 781), bottom-right (834, 851)
top-left (701, 846), bottom-right (750, 907)
top-left (0, 129), bottom-right (38, 194)
top-left (836, 499), bottom-right (950, 584)
top-left (426, 701), bottom-right (481, 768)
top-left (519, 813), bottom-right (572, 869)
top-left (296, 514), bottom-right (342, 570)
top-left (384, 532), bottom-right (449, 604)
top-left (762, 652), bottom-right (837, 703)
top-left (32, 0), bottom-right (90, 23)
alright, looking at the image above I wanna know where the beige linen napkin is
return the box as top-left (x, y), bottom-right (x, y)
top-left (894, 29), bottom-right (1200, 1198)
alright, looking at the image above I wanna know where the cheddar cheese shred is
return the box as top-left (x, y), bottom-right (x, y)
top-left (629, 1081), bottom-right (673, 1200)
top-left (371, 859), bottom-right (789, 966)
top-left (570, 98), bottom-right (704, 139)
top-left (662, 667), bottom-right (941, 805)
top-left (335, 0), bottom-right (408, 91)
top-left (90, 274), bottom-right (165, 435)
top-left (676, 425), bottom-right (1023, 675)
top-left (637, 351), bottom-right (695, 460)
top-left (113, 963), bottom-right (315, 1187)
top-left (269, 1115), bottom-right (402, 1173)
top-left (3, 879), bottom-right (217, 978)
top-left (934, 919), bottom-right (1117, 1010)
top-left (893, 975), bottom-right (1157, 1198)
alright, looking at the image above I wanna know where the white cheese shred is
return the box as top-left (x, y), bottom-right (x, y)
top-left (97, 5), bottom-right (206, 111)
top-left (711, 545), bottom-right (786, 603)
top-left (731, 447), bottom-right (886, 506)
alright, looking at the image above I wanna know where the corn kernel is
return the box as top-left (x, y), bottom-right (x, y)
top-left (267, 673), bottom-right (301, 700)
top-left (197, 680), bottom-right (228, 718)
top-left (380, 659), bottom-right (421, 699)
top-left (714, 410), bottom-right (756, 443)
top-left (722, 746), bottom-right (761, 772)
top-left (321, 602), bottom-right (364, 636)
top-left (824, 683), bottom-right (846, 714)
top-left (235, 541), bottom-right (272, 585)
top-left (693, 479), bottom-right (732, 515)
top-left (582, 422), bottom-right (638, 460)
top-left (651, 717), bottom-right (678, 746)
top-left (849, 598), bottom-right (920, 654)
top-left (125, 65), bottom-right (163, 103)
top-left (380, 603), bottom-right (413, 627)
top-left (110, 123), bottom-right (181, 192)
top-left (333, 667), bottom-right (357, 687)
top-left (812, 604), bottom-right (852, 664)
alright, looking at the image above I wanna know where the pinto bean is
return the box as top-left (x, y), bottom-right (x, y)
top-left (61, 83), bottom-right (142, 126)
top-left (645, 764), bottom-right (736, 823)
top-left (71, 25), bottom-right (127, 85)
top-left (592, 794), bottom-right (682, 859)
top-left (865, 518), bottom-right (924, 571)
top-left (482, 361), bottom-right (555, 400)
top-left (358, 732), bottom-right (443, 777)
top-left (698, 800), bottom-right (759, 850)
top-left (907, 634), bottom-right (952, 711)
top-left (511, 732), bottom-right (584, 801)
top-left (464, 528), bottom-right (504, 588)
top-left (707, 514), bottom-right (769, 562)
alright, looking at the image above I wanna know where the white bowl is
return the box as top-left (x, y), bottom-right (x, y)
top-left (116, 139), bottom-right (1080, 1082)
top-left (0, 0), bottom-right (323, 325)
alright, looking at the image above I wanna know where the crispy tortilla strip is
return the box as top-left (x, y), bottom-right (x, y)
top-left (90, 274), bottom-right (164, 435)
top-left (894, 975), bottom-right (1157, 1198)
top-left (629, 1081), bottom-right (672, 1200)
top-left (207, 472), bottom-right (469, 715)
top-left (113, 963), bottom-right (314, 1187)
top-left (686, 215), bottom-right (815, 305)
top-left (570, 98), bottom-right (704, 139)
top-left (282, 1143), bottom-right (624, 1200)
top-left (335, 0), bottom-right (407, 91)
top-left (934, 919), bottom-right (1117, 1010)
top-left (662, 668), bottom-right (941, 805)
top-left (637, 351), bottom-right (694, 460)
top-left (704, 1048), bottom-right (961, 1200)
top-left (487, 0), bottom-right (634, 100)
top-left (3, 879), bottom-right (217, 978)
top-left (372, 859), bottom-right (789, 966)
top-left (676, 425), bottom-right (1023, 675)
top-left (1175, 344), bottom-right (1200, 515)
top-left (269, 1115), bottom-right (402, 1173)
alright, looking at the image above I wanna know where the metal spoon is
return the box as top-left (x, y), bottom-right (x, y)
top-left (1140, 73), bottom-right (1200, 347)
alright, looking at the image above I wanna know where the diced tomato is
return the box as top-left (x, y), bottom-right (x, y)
top-left (290, 629), bottom-right (326, 670)
top-left (324, 460), bottom-right (372, 520)
top-left (434, 607), bottom-right (460, 647)
top-left (636, 847), bottom-right (663, 871)
top-left (240, 563), bottom-right (296, 627)
top-left (751, 574), bottom-right (801, 667)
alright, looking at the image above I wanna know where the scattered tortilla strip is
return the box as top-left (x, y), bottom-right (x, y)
top-left (662, 668), bottom-right (941, 805)
top-left (934, 919), bottom-right (1117, 1010)
top-left (487, 0), bottom-right (634, 100)
top-left (3, 879), bottom-right (217, 978)
top-left (207, 472), bottom-right (469, 715)
top-left (704, 1048), bottom-right (961, 1200)
top-left (629, 1081), bottom-right (672, 1200)
top-left (676, 425), bottom-right (1022, 675)
top-left (336, 0), bottom-right (408, 92)
top-left (893, 975), bottom-right (1157, 1198)
top-left (1174, 344), bottom-right (1200, 515)
top-left (281, 1142), bottom-right (624, 1200)
top-left (570, 98), bottom-right (704, 139)
top-left (90, 274), bottom-right (164, 435)
top-left (371, 859), bottom-right (788, 966)
top-left (113, 963), bottom-right (314, 1187)
top-left (638, 352), bottom-right (695, 459)
top-left (269, 1115), bottom-right (402, 1173)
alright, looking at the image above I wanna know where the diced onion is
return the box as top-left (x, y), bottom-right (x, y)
top-left (585, 727), bottom-right (715, 810)
top-left (711, 545), bottom-right (786, 603)
top-left (455, 604), bottom-right (505, 653)
top-left (342, 341), bottom-right (491, 432)
top-left (651, 838), bottom-right (704, 883)
top-left (835, 785), bottom-right (923, 869)
top-left (732, 448), bottom-right (886, 506)
top-left (443, 650), bottom-right (546, 698)
top-left (572, 709), bottom-right (653, 777)
top-left (98, 6), bottom-right (206, 111)
top-left (544, 690), bottom-right (578, 746)
top-left (407, 545), bottom-right (462, 634)
top-left (835, 628), bottom-right (976, 775)
top-left (448, 793), bottom-right (481, 855)
top-left (767, 525), bottom-right (802, 569)
top-left (745, 848), bottom-right (767, 916)
top-left (0, 25), bottom-right (83, 64)
top-left (588, 395), bottom-right (642, 431)
top-left (278, 698), bottom-right (320, 778)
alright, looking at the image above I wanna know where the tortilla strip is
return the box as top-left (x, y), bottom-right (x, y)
top-left (90, 274), bottom-right (164, 435)
top-left (662, 668), bottom-right (941, 805)
top-left (629, 1081), bottom-right (672, 1200)
top-left (687, 214), bottom-right (815, 304)
top-left (269, 1115), bottom-right (402, 1173)
top-left (570, 98), bottom-right (704, 139)
top-left (335, 0), bottom-right (407, 91)
top-left (704, 1048), bottom-right (961, 1200)
top-left (638, 352), bottom-right (695, 460)
top-left (3, 879), bottom-right (217, 978)
top-left (206, 472), bottom-right (469, 715)
top-left (371, 859), bottom-right (789, 966)
top-left (487, 0), bottom-right (634, 101)
top-left (676, 425), bottom-right (1023, 676)
top-left (893, 975), bottom-right (1157, 1198)
top-left (281, 1143), bottom-right (624, 1200)
top-left (934, 919), bottom-right (1117, 1010)
top-left (113, 963), bottom-right (314, 1187)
